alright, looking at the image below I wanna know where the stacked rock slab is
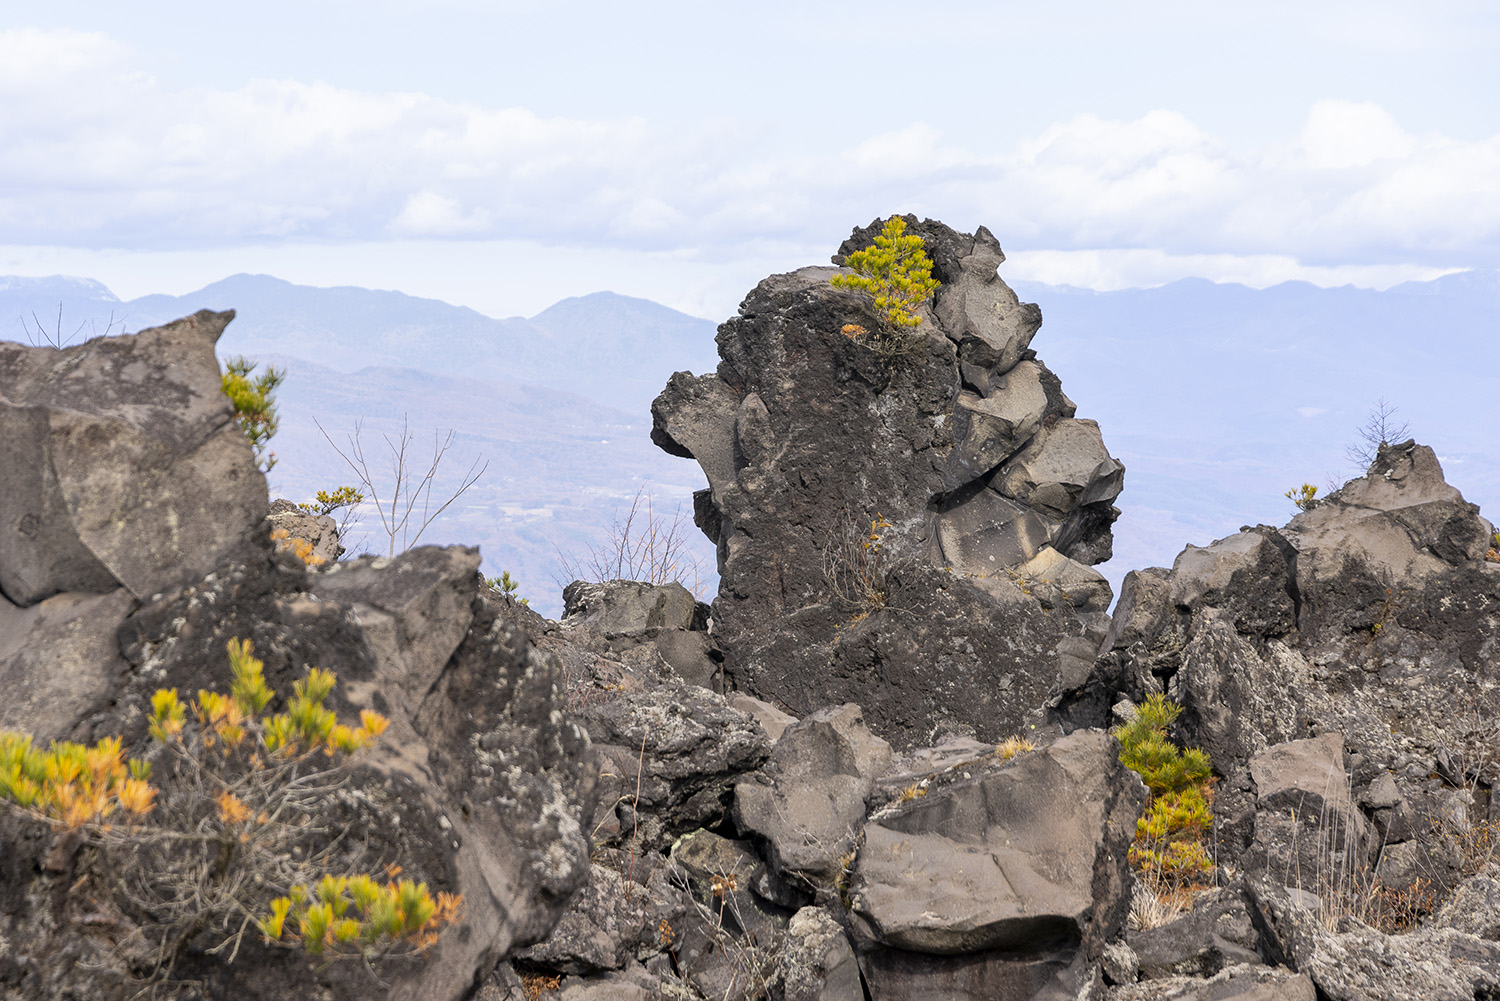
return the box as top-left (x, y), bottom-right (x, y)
top-left (0, 316), bottom-right (599, 1001)
top-left (652, 217), bottom-right (1124, 749)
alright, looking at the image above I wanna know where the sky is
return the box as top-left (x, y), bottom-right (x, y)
top-left (3, 1), bottom-right (1500, 319)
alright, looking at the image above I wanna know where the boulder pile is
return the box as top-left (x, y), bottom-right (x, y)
top-left (8, 223), bottom-right (1500, 1001)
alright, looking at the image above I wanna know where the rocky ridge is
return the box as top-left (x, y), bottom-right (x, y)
top-left (5, 222), bottom-right (1500, 1001)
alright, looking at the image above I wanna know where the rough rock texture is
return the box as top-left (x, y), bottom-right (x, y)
top-left (571, 683), bottom-right (772, 852)
top-left (847, 730), bottom-right (1144, 999)
top-left (0, 316), bottom-right (599, 1001)
top-left (772, 907), bottom-right (863, 1001)
top-left (1248, 878), bottom-right (1500, 1000)
top-left (652, 218), bottom-right (1123, 749)
top-left (1127, 886), bottom-right (1264, 979)
top-left (267, 497), bottom-right (343, 563)
top-left (0, 310), bottom-right (267, 606)
top-left (1056, 441), bottom-right (1500, 887)
top-left (1240, 734), bottom-right (1373, 885)
top-left (559, 579), bottom-right (722, 692)
top-left (1104, 965), bottom-right (1316, 1000)
top-left (734, 703), bottom-right (892, 898)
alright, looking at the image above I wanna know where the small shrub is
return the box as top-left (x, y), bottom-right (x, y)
top-left (298, 486), bottom-right (365, 546)
top-left (1285, 483), bottom-right (1319, 511)
top-left (222, 356), bottom-right (285, 474)
top-left (822, 512), bottom-right (912, 618)
top-left (1114, 695), bottom-right (1216, 900)
top-left (995, 736), bottom-right (1036, 761)
top-left (0, 733), bottom-right (155, 829)
top-left (485, 570), bottom-right (530, 606)
top-left (258, 873), bottom-right (462, 957)
top-left (0, 638), bottom-right (460, 987)
top-left (832, 217), bottom-right (940, 329)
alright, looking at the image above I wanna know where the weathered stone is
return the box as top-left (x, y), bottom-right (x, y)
top-left (515, 863), bottom-right (654, 974)
top-left (0, 587), bottom-right (135, 742)
top-left (1248, 877), bottom-right (1500, 1000)
top-left (573, 684), bottom-right (772, 852)
top-left (1104, 964), bottom-right (1316, 1000)
top-left (1431, 863), bottom-right (1500, 939)
top-left (773, 906), bottom-right (863, 1001)
top-left (1127, 887), bottom-right (1264, 979)
top-left (653, 219), bottom-right (1122, 750)
top-left (313, 545), bottom-right (483, 702)
top-left (729, 693), bottom-right (798, 744)
top-left (1242, 734), bottom-right (1371, 884)
top-left (562, 579), bottom-right (701, 633)
top-left (267, 497), bottom-right (342, 563)
top-left (1020, 545), bottom-right (1114, 612)
top-left (668, 829), bottom-right (788, 1001)
top-left (934, 486), bottom-right (1054, 574)
top-left (735, 703), bottom-right (892, 892)
top-left (995, 418), bottom-right (1124, 519)
top-left (950, 361), bottom-right (1048, 475)
top-left (0, 310), bottom-right (267, 606)
top-left (849, 731), bottom-right (1144, 999)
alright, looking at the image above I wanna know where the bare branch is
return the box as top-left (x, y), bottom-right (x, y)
top-left (315, 414), bottom-right (487, 557)
top-left (553, 486), bottom-right (708, 594)
top-left (1346, 397), bottom-right (1412, 471)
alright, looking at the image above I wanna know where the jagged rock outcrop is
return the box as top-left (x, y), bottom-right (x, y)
top-left (267, 497), bottom-right (343, 563)
top-left (652, 217), bottom-right (1124, 749)
top-left (0, 316), bottom-right (599, 1001)
top-left (0, 310), bottom-right (267, 606)
top-left (1051, 440), bottom-right (1500, 999)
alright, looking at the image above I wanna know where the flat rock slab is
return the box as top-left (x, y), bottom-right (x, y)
top-left (849, 730), bottom-right (1142, 972)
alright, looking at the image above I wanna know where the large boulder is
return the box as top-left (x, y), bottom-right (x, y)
top-left (652, 218), bottom-right (1124, 749)
top-left (0, 310), bottom-right (267, 606)
top-left (846, 730), bottom-right (1144, 999)
top-left (570, 683), bottom-right (772, 852)
top-left (0, 316), bottom-right (600, 1001)
top-left (734, 703), bottom-right (892, 898)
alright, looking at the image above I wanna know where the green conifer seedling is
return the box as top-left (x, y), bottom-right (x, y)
top-left (222, 356), bottom-right (286, 473)
top-left (831, 217), bottom-right (941, 329)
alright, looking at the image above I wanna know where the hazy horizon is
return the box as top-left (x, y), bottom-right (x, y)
top-left (4, 3), bottom-right (1499, 318)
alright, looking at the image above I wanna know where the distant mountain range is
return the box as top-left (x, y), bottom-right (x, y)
top-left (4, 269), bottom-right (1497, 616)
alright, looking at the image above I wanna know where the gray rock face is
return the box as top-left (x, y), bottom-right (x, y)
top-left (558, 579), bottom-right (721, 691)
top-left (267, 497), bottom-right (343, 563)
top-left (0, 315), bottom-right (600, 1001)
top-left (0, 310), bottom-right (267, 606)
top-left (773, 907), bottom-right (864, 1001)
top-left (1056, 441), bottom-right (1500, 896)
top-left (572, 684), bottom-right (772, 852)
top-left (734, 703), bottom-right (892, 894)
top-left (652, 217), bottom-right (1123, 749)
top-left (1127, 886), bottom-right (1265, 979)
top-left (1104, 965), bottom-right (1316, 1001)
top-left (1248, 878), bottom-right (1500, 1001)
top-left (0, 587), bottom-right (135, 742)
top-left (848, 730), bottom-right (1144, 999)
top-left (1431, 863), bottom-right (1500, 940)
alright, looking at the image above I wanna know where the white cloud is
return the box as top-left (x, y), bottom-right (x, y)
top-left (1300, 99), bottom-right (1415, 169)
top-left (3, 27), bottom-right (1500, 282)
